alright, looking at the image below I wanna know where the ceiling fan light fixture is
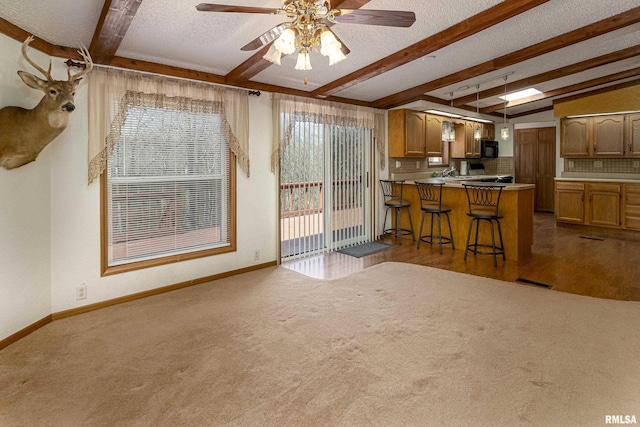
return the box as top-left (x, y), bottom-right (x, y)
top-left (320, 30), bottom-right (340, 56)
top-left (274, 28), bottom-right (296, 55)
top-left (328, 48), bottom-right (346, 65)
top-left (263, 44), bottom-right (282, 65)
top-left (295, 48), bottom-right (312, 70)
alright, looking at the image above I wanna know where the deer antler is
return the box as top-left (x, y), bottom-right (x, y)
top-left (21, 35), bottom-right (53, 81)
top-left (68, 44), bottom-right (93, 82)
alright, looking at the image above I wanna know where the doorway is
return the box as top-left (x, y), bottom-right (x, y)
top-left (279, 122), bottom-right (374, 260)
top-left (515, 127), bottom-right (556, 212)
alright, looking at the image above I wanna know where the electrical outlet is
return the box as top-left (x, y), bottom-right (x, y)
top-left (395, 160), bottom-right (401, 168)
top-left (594, 160), bottom-right (603, 168)
top-left (253, 250), bottom-right (261, 261)
top-left (76, 284), bottom-right (87, 300)
top-left (416, 161), bottom-right (420, 169)
top-left (568, 161), bottom-right (574, 169)
top-left (634, 161), bottom-right (640, 169)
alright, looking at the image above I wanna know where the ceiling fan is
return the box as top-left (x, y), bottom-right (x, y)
top-left (195, 1), bottom-right (416, 70)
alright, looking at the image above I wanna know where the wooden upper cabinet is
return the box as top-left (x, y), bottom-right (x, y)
top-left (482, 123), bottom-right (495, 140)
top-left (626, 113), bottom-right (640, 157)
top-left (425, 114), bottom-right (443, 157)
top-left (465, 121), bottom-right (481, 158)
top-left (561, 118), bottom-right (589, 157)
top-left (388, 109), bottom-right (427, 157)
top-left (592, 115), bottom-right (624, 157)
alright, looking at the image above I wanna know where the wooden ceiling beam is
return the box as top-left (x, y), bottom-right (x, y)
top-left (507, 106), bottom-right (553, 119)
top-left (551, 77), bottom-right (640, 106)
top-left (225, 0), bottom-right (372, 84)
top-left (310, 0), bottom-right (552, 100)
top-left (372, 6), bottom-right (640, 109)
top-left (454, 45), bottom-right (640, 107)
top-left (481, 67), bottom-right (640, 113)
top-left (89, 0), bottom-right (143, 63)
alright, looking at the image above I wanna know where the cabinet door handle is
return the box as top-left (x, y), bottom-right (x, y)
top-left (593, 144), bottom-right (597, 153)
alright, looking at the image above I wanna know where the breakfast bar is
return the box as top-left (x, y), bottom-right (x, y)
top-left (393, 180), bottom-right (535, 261)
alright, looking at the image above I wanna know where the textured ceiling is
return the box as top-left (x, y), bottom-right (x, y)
top-left (0, 0), bottom-right (638, 119)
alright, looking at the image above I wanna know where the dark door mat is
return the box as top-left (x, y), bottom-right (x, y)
top-left (337, 242), bottom-right (395, 258)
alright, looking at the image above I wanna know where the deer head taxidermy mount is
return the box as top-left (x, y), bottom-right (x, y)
top-left (0, 35), bottom-right (93, 170)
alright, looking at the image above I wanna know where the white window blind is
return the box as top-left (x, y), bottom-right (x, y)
top-left (106, 93), bottom-right (231, 267)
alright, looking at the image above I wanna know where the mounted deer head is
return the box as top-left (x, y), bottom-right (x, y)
top-left (0, 35), bottom-right (93, 170)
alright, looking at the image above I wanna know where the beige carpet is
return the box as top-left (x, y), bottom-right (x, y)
top-left (1, 262), bottom-right (639, 426)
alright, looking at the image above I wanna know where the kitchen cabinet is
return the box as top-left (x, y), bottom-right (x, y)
top-left (560, 118), bottom-right (589, 157)
top-left (451, 121), bottom-right (482, 158)
top-left (388, 110), bottom-right (445, 158)
top-left (555, 181), bottom-right (585, 224)
top-left (624, 184), bottom-right (640, 230)
top-left (560, 114), bottom-right (626, 158)
top-left (586, 183), bottom-right (621, 228)
top-left (626, 113), bottom-right (640, 157)
top-left (592, 115), bottom-right (625, 156)
top-left (425, 114), bottom-right (444, 157)
top-left (555, 180), bottom-right (622, 228)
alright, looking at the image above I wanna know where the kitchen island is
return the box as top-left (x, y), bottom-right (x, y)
top-left (393, 179), bottom-right (535, 261)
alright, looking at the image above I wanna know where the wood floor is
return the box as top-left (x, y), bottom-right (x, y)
top-left (283, 213), bottom-right (640, 301)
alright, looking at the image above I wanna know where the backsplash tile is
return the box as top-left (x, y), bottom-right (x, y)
top-left (564, 158), bottom-right (640, 175)
top-left (388, 157), bottom-right (515, 177)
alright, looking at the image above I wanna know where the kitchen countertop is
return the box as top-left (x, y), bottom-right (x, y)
top-left (555, 177), bottom-right (640, 183)
top-left (397, 177), bottom-right (535, 191)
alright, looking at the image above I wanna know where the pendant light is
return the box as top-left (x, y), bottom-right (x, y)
top-left (474, 84), bottom-right (482, 140)
top-left (501, 76), bottom-right (510, 140)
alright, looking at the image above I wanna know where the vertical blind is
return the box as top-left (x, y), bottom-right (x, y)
top-left (106, 92), bottom-right (230, 266)
top-left (279, 113), bottom-right (370, 260)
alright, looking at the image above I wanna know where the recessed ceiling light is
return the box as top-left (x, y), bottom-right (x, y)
top-left (499, 88), bottom-right (542, 102)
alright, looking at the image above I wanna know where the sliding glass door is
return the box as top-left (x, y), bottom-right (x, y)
top-left (280, 120), bottom-right (372, 260)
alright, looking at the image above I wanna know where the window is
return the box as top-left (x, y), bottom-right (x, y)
top-left (101, 92), bottom-right (235, 275)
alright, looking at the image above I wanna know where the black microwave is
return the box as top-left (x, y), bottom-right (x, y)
top-left (480, 139), bottom-right (499, 158)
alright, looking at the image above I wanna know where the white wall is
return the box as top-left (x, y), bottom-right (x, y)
top-left (0, 35), bottom-right (52, 339)
top-left (1, 34), bottom-right (278, 340)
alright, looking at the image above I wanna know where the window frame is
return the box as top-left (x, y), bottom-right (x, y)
top-left (100, 146), bottom-right (237, 277)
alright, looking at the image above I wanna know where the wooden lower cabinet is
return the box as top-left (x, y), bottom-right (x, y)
top-left (555, 180), bottom-right (624, 229)
top-left (555, 182), bottom-right (585, 223)
top-left (624, 184), bottom-right (640, 230)
top-left (586, 183), bottom-right (621, 228)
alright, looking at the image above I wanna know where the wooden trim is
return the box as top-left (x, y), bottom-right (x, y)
top-left (552, 79), bottom-right (640, 106)
top-left (373, 6), bottom-right (640, 109)
top-left (54, 261), bottom-right (277, 321)
top-left (482, 69), bottom-right (640, 114)
top-left (101, 151), bottom-right (237, 276)
top-left (508, 106), bottom-right (553, 119)
top-left (0, 315), bottom-right (52, 351)
top-left (312, 0), bottom-right (552, 99)
top-left (0, 262), bottom-right (276, 349)
top-left (454, 44), bottom-right (640, 107)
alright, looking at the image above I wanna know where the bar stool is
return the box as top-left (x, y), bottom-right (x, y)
top-left (415, 180), bottom-right (454, 253)
top-left (463, 183), bottom-right (506, 266)
top-left (380, 179), bottom-right (415, 245)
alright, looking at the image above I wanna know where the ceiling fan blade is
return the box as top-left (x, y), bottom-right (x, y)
top-left (333, 9), bottom-right (416, 27)
top-left (195, 4), bottom-right (280, 14)
top-left (241, 24), bottom-right (288, 51)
